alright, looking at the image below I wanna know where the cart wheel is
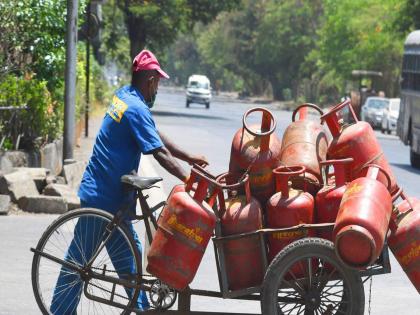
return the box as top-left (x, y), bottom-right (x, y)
top-left (149, 279), bottom-right (177, 310)
top-left (261, 238), bottom-right (364, 315)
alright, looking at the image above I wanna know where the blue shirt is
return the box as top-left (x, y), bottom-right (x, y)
top-left (78, 85), bottom-right (163, 213)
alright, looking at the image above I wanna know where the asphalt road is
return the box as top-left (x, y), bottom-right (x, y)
top-left (0, 87), bottom-right (419, 314)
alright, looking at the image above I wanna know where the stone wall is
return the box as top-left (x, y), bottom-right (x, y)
top-left (0, 139), bottom-right (63, 175)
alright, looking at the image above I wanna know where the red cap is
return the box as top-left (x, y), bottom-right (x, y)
top-left (132, 50), bottom-right (169, 79)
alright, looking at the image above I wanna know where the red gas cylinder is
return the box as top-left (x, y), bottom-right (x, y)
top-left (147, 168), bottom-right (217, 290)
top-left (167, 184), bottom-right (185, 200)
top-left (280, 103), bottom-right (328, 195)
top-left (229, 107), bottom-right (282, 204)
top-left (217, 172), bottom-right (264, 291)
top-left (266, 166), bottom-right (314, 262)
top-left (333, 165), bottom-right (393, 268)
top-left (388, 196), bottom-right (420, 294)
top-left (315, 158), bottom-right (353, 241)
top-left (321, 100), bottom-right (397, 193)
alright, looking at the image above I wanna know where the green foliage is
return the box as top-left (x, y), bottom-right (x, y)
top-left (394, 0), bottom-right (420, 33)
top-left (255, 0), bottom-right (323, 99)
top-left (196, 4), bottom-right (268, 95)
top-left (165, 0), bottom-right (414, 103)
top-left (186, 0), bottom-right (241, 26)
top-left (0, 75), bottom-right (62, 149)
top-left (0, 0), bottom-right (110, 150)
top-left (76, 44), bottom-right (111, 120)
top-left (189, 0), bottom-right (323, 98)
top-left (163, 28), bottom-right (245, 91)
top-left (0, 0), bottom-right (87, 88)
top-left (101, 0), bottom-right (241, 66)
top-left (102, 0), bottom-right (131, 74)
top-left (314, 0), bottom-right (403, 99)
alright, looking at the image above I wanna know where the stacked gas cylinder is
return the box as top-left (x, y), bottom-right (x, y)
top-left (146, 100), bottom-right (420, 295)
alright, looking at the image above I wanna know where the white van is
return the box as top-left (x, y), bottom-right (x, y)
top-left (186, 75), bottom-right (211, 108)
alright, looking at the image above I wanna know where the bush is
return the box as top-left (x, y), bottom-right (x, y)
top-left (0, 75), bottom-right (62, 150)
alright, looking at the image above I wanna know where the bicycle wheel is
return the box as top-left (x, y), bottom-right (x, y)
top-left (31, 208), bottom-right (142, 315)
top-left (261, 238), bottom-right (364, 315)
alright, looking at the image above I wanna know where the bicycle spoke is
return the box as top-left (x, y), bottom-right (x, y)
top-left (307, 258), bottom-right (313, 289)
top-left (283, 270), bottom-right (306, 295)
top-left (54, 280), bottom-right (82, 314)
top-left (280, 302), bottom-right (301, 315)
top-left (321, 290), bottom-right (344, 299)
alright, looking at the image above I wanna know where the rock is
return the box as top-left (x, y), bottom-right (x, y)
top-left (0, 155), bottom-right (14, 174)
top-left (56, 176), bottom-right (66, 185)
top-left (0, 151), bottom-right (28, 174)
top-left (43, 183), bottom-right (80, 210)
top-left (45, 174), bottom-right (57, 185)
top-left (2, 151), bottom-right (28, 167)
top-left (14, 167), bottom-right (50, 193)
top-left (46, 175), bottom-right (66, 185)
top-left (40, 139), bottom-right (63, 175)
top-left (18, 195), bottom-right (67, 214)
top-left (62, 161), bottom-right (86, 191)
top-left (0, 170), bottom-right (39, 202)
top-left (0, 194), bottom-right (10, 215)
top-left (64, 158), bottom-right (77, 165)
top-left (15, 167), bottom-right (50, 178)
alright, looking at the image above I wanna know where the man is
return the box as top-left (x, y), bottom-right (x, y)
top-left (51, 50), bottom-right (208, 313)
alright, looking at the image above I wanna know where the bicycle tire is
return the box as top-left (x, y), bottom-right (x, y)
top-left (31, 208), bottom-right (142, 315)
top-left (261, 238), bottom-right (364, 315)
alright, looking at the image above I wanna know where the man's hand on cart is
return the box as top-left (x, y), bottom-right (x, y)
top-left (188, 154), bottom-right (209, 167)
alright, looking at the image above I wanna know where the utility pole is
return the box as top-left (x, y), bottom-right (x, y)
top-left (63, 0), bottom-right (78, 160)
top-left (85, 1), bottom-right (91, 137)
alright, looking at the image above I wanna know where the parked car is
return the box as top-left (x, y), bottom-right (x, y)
top-left (360, 97), bottom-right (389, 128)
top-left (186, 75), bottom-right (211, 108)
top-left (381, 98), bottom-right (400, 134)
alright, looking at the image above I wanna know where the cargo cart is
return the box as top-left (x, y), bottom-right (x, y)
top-left (30, 169), bottom-right (391, 315)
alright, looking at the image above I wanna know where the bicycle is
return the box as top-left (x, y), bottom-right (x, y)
top-left (31, 173), bottom-right (170, 314)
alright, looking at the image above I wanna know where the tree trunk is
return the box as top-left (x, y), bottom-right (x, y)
top-left (268, 75), bottom-right (284, 100)
top-left (122, 2), bottom-right (146, 60)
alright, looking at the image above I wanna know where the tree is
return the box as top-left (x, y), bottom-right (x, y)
top-left (102, 0), bottom-right (131, 72)
top-left (115, 0), bottom-right (240, 60)
top-left (314, 0), bottom-right (403, 98)
top-left (197, 1), bottom-right (269, 95)
top-left (255, 0), bottom-right (323, 100)
top-left (394, 0), bottom-right (420, 33)
top-left (196, 0), bottom-right (324, 99)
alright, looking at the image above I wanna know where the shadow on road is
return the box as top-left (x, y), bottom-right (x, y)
top-left (152, 110), bottom-right (229, 121)
top-left (390, 163), bottom-right (420, 175)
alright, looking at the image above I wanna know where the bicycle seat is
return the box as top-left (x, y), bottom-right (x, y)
top-left (121, 174), bottom-right (163, 190)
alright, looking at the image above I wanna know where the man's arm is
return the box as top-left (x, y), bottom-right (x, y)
top-left (152, 146), bottom-right (189, 182)
top-left (158, 131), bottom-right (208, 166)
